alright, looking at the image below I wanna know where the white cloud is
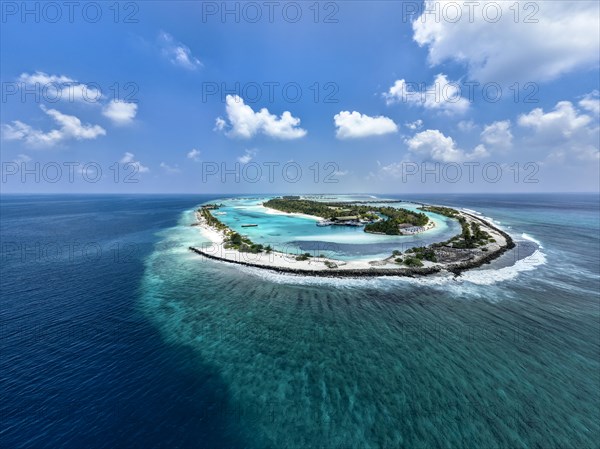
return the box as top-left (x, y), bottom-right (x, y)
top-left (237, 149), bottom-right (257, 164)
top-left (121, 152), bottom-right (149, 173)
top-left (187, 148), bottom-right (201, 161)
top-left (579, 91), bottom-right (600, 116)
top-left (1, 106), bottom-right (106, 148)
top-left (518, 101), bottom-right (592, 139)
top-left (480, 120), bottom-right (513, 151)
top-left (220, 95), bottom-right (307, 140)
top-left (160, 162), bottom-right (181, 174)
top-left (405, 129), bottom-right (489, 162)
top-left (518, 101), bottom-right (599, 161)
top-left (405, 119), bottom-right (423, 130)
top-left (102, 100), bottom-right (138, 125)
top-left (384, 74), bottom-right (469, 115)
top-left (158, 31), bottom-right (202, 70)
top-left (18, 72), bottom-right (101, 103)
top-left (412, 1), bottom-right (600, 84)
top-left (13, 154), bottom-right (31, 163)
top-left (214, 117), bottom-right (226, 132)
top-left (334, 111), bottom-right (398, 139)
top-left (458, 120), bottom-right (477, 133)
top-left (18, 72), bottom-right (74, 85)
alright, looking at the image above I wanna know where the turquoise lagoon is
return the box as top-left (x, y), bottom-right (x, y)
top-left (202, 195), bottom-right (461, 260)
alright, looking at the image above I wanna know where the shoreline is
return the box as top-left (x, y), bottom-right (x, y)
top-left (190, 204), bottom-right (516, 278)
top-left (264, 203), bottom-right (438, 235)
top-left (260, 205), bottom-right (322, 221)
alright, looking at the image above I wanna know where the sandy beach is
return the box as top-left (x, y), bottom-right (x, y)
top-left (260, 205), bottom-right (322, 221)
top-left (192, 208), bottom-right (512, 276)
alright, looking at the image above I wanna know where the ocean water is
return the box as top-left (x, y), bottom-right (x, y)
top-left (211, 197), bottom-right (460, 260)
top-left (1, 193), bottom-right (598, 449)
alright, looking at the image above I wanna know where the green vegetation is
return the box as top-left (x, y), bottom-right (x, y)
top-left (406, 246), bottom-right (437, 262)
top-left (419, 205), bottom-right (491, 249)
top-left (363, 206), bottom-right (428, 235)
top-left (225, 231), bottom-right (265, 253)
top-left (428, 216), bottom-right (492, 250)
top-left (295, 252), bottom-right (312, 261)
top-left (264, 197), bottom-right (429, 236)
top-left (264, 198), bottom-right (345, 219)
top-left (198, 206), bottom-right (228, 231)
top-left (199, 204), bottom-right (268, 254)
top-left (450, 219), bottom-right (491, 249)
top-left (402, 257), bottom-right (424, 268)
top-left (419, 205), bottom-right (460, 218)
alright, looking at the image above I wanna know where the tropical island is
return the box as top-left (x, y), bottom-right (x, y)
top-left (263, 198), bottom-right (433, 235)
top-left (189, 196), bottom-right (515, 277)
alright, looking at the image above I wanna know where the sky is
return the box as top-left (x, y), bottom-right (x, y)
top-left (1, 0), bottom-right (599, 194)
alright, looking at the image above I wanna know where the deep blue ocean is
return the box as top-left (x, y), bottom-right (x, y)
top-left (1, 193), bottom-right (598, 449)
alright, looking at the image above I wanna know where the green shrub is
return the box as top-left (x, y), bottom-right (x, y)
top-left (403, 257), bottom-right (424, 268)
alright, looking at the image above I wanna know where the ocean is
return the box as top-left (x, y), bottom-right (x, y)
top-left (1, 193), bottom-right (598, 449)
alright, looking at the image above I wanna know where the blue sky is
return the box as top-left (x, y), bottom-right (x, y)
top-left (1, 1), bottom-right (599, 193)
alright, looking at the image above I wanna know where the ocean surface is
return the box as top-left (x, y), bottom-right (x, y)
top-left (1, 193), bottom-right (598, 449)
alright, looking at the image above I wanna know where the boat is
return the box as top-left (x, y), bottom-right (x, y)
top-left (241, 224), bottom-right (258, 227)
top-left (316, 220), bottom-right (333, 227)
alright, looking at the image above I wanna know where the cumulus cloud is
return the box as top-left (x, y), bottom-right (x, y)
top-left (334, 111), bottom-right (398, 139)
top-left (480, 120), bottom-right (513, 151)
top-left (406, 119), bottom-right (423, 130)
top-left (158, 31), bottom-right (202, 70)
top-left (187, 148), bottom-right (201, 161)
top-left (579, 91), bottom-right (600, 116)
top-left (1, 106), bottom-right (106, 148)
top-left (237, 149), bottom-right (257, 164)
top-left (121, 152), bottom-right (149, 173)
top-left (160, 162), bottom-right (181, 174)
top-left (458, 120), bottom-right (477, 133)
top-left (405, 129), bottom-right (489, 162)
top-left (412, 1), bottom-right (600, 84)
top-left (384, 74), bottom-right (469, 114)
top-left (102, 100), bottom-right (138, 125)
top-left (219, 95), bottom-right (307, 139)
top-left (214, 117), bottom-right (226, 132)
top-left (17, 71), bottom-right (102, 103)
top-left (18, 72), bottom-right (74, 85)
top-left (518, 101), bottom-right (592, 139)
top-left (518, 101), bottom-right (599, 161)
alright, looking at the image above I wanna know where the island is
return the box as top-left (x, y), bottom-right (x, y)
top-left (189, 196), bottom-right (515, 278)
top-left (263, 198), bottom-right (435, 234)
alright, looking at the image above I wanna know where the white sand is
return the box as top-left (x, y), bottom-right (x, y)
top-left (193, 209), bottom-right (509, 273)
top-left (260, 205), bottom-right (322, 221)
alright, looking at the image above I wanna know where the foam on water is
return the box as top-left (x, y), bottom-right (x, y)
top-left (521, 232), bottom-right (544, 249)
top-left (457, 249), bottom-right (547, 285)
top-left (223, 245), bottom-right (547, 292)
